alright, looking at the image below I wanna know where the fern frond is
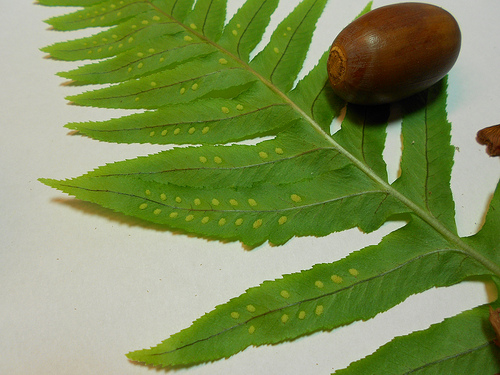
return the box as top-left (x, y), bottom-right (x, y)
top-left (39, 0), bottom-right (500, 372)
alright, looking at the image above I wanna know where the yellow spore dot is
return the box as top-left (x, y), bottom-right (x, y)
top-left (174, 128), bottom-right (181, 135)
top-left (331, 275), bottom-right (343, 284)
top-left (148, 48), bottom-right (155, 53)
top-left (199, 156), bottom-right (208, 163)
top-left (180, 87), bottom-right (186, 95)
top-left (159, 57), bottom-right (165, 62)
top-left (202, 127), bottom-right (210, 134)
top-left (221, 107), bottom-right (230, 114)
top-left (149, 131), bottom-right (155, 137)
top-left (161, 130), bottom-right (168, 136)
top-left (135, 97), bottom-right (140, 102)
top-left (160, 194), bottom-right (167, 201)
top-left (117, 11), bottom-right (122, 16)
top-left (139, 203), bottom-right (148, 210)
top-left (259, 151), bottom-right (268, 159)
top-left (110, 4), bottom-right (116, 8)
top-left (127, 67), bottom-right (132, 72)
top-left (108, 46), bottom-right (113, 51)
top-left (291, 194), bottom-right (302, 203)
top-left (169, 212), bottom-right (179, 218)
top-left (211, 199), bottom-right (220, 206)
top-left (142, 20), bottom-right (149, 25)
top-left (219, 58), bottom-right (228, 65)
top-left (153, 15), bottom-right (160, 21)
top-left (274, 47), bottom-right (280, 54)
top-left (191, 83), bottom-right (199, 91)
top-left (151, 82), bottom-right (157, 87)
top-left (229, 199), bottom-right (238, 206)
top-left (190, 23), bottom-right (197, 29)
top-left (100, 16), bottom-right (105, 21)
top-left (175, 197), bottom-right (182, 203)
top-left (253, 219), bottom-right (263, 229)
top-left (298, 311), bottom-right (306, 320)
top-left (287, 26), bottom-right (292, 31)
top-left (246, 305), bottom-right (256, 313)
top-left (236, 104), bottom-right (244, 111)
top-left (315, 281), bottom-right (324, 289)
top-left (275, 147), bottom-right (284, 154)
top-left (315, 305), bottom-right (324, 316)
top-left (278, 216), bottom-right (288, 225)
top-left (201, 216), bottom-right (210, 224)
top-left (232, 30), bottom-right (238, 36)
top-left (218, 218), bottom-right (227, 226)
top-left (231, 312), bottom-right (240, 319)
top-left (185, 215), bottom-right (194, 222)
top-left (112, 34), bottom-right (118, 39)
top-left (214, 156), bottom-right (223, 164)
top-left (248, 199), bottom-right (257, 207)
top-left (145, 190), bottom-right (151, 196)
top-left (137, 52), bottom-right (144, 57)
top-left (184, 36), bottom-right (193, 42)
top-left (349, 268), bottom-right (360, 277)
top-left (281, 314), bottom-right (289, 324)
top-left (280, 290), bottom-right (290, 299)
top-left (188, 127), bottom-right (196, 134)
top-left (118, 43), bottom-right (124, 48)
top-left (153, 209), bottom-right (162, 215)
top-left (128, 37), bottom-right (134, 43)
top-left (137, 63), bottom-right (144, 69)
top-left (237, 24), bottom-right (241, 28)
top-left (235, 218), bottom-right (243, 226)
top-left (248, 325), bottom-right (255, 334)
top-left (97, 48), bottom-right (103, 53)
top-left (194, 199), bottom-right (201, 206)
top-left (88, 50), bottom-right (93, 54)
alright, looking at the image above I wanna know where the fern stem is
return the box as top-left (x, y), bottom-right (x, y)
top-left (147, 1), bottom-right (500, 277)
top-left (293, 103), bottom-right (500, 278)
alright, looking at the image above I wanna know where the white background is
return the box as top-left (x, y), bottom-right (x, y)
top-left (1, 0), bottom-right (499, 374)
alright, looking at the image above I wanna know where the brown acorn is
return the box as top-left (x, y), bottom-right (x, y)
top-left (327, 2), bottom-right (461, 105)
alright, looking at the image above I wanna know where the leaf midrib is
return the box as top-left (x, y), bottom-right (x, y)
top-left (402, 341), bottom-right (493, 375)
top-left (52, 182), bottom-right (389, 214)
top-left (79, 145), bottom-right (335, 176)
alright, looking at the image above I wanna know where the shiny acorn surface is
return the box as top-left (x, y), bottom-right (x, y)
top-left (327, 2), bottom-right (461, 105)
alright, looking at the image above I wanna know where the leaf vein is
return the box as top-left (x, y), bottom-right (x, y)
top-left (56, 183), bottom-right (388, 214)
top-left (402, 341), bottom-right (493, 374)
top-left (77, 103), bottom-right (289, 132)
top-left (269, 0), bottom-right (319, 84)
top-left (81, 67), bottom-right (248, 101)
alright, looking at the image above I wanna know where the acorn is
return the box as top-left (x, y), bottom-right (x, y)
top-left (327, 2), bottom-right (461, 105)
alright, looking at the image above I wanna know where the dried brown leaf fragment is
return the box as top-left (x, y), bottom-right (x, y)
top-left (489, 306), bottom-right (500, 346)
top-left (477, 124), bottom-right (500, 156)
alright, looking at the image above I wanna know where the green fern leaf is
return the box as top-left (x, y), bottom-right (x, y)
top-left (38, 0), bottom-right (500, 372)
top-left (334, 304), bottom-right (500, 374)
top-left (392, 79), bottom-right (456, 232)
top-left (125, 216), bottom-right (492, 367)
